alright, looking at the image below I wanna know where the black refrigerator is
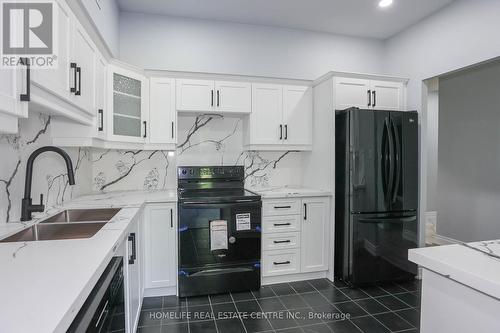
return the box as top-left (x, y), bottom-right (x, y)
top-left (335, 108), bottom-right (418, 285)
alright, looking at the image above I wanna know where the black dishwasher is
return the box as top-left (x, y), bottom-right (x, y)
top-left (68, 257), bottom-right (125, 333)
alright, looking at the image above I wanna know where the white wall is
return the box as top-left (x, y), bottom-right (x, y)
top-left (119, 12), bottom-right (385, 80)
top-left (383, 0), bottom-right (500, 246)
top-left (81, 0), bottom-right (120, 56)
top-left (437, 61), bottom-right (500, 242)
top-left (384, 0), bottom-right (500, 109)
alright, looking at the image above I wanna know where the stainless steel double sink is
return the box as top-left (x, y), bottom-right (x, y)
top-left (0, 208), bottom-right (121, 243)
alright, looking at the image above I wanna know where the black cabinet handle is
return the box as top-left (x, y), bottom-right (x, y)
top-left (128, 233), bottom-right (136, 264)
top-left (303, 203), bottom-right (307, 220)
top-left (372, 90), bottom-right (376, 108)
top-left (70, 63), bottom-right (77, 93)
top-left (273, 240), bottom-right (291, 244)
top-left (75, 66), bottom-right (81, 96)
top-left (279, 125), bottom-right (283, 140)
top-left (284, 125), bottom-right (288, 140)
top-left (143, 121), bottom-right (147, 138)
top-left (170, 209), bottom-right (173, 228)
top-left (19, 57), bottom-right (30, 102)
top-left (273, 261), bottom-right (291, 265)
top-left (171, 121), bottom-right (174, 139)
top-left (367, 90), bottom-right (371, 107)
top-left (273, 222), bottom-right (291, 226)
top-left (211, 90), bottom-right (214, 107)
top-left (98, 109), bottom-right (103, 131)
top-left (274, 205), bottom-right (291, 209)
top-left (217, 90), bottom-right (220, 107)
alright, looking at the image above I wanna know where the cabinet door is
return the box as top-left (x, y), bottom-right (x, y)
top-left (0, 66), bottom-right (28, 119)
top-left (95, 57), bottom-right (107, 139)
top-left (149, 78), bottom-right (176, 144)
top-left (335, 77), bottom-right (371, 110)
top-left (144, 204), bottom-right (177, 289)
top-left (31, 0), bottom-right (71, 100)
top-left (283, 85), bottom-right (312, 146)
top-left (109, 66), bottom-right (147, 142)
top-left (125, 219), bottom-right (141, 333)
top-left (301, 197), bottom-right (329, 273)
top-left (370, 80), bottom-right (404, 111)
top-left (250, 84), bottom-right (283, 145)
top-left (214, 81), bottom-right (251, 113)
top-left (176, 79), bottom-right (215, 112)
top-left (72, 22), bottom-right (96, 114)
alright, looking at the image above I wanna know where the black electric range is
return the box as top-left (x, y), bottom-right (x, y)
top-left (177, 166), bottom-right (262, 297)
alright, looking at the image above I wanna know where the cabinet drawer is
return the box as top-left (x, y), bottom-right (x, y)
top-left (262, 249), bottom-right (300, 277)
top-left (262, 232), bottom-right (300, 251)
top-left (263, 215), bottom-right (301, 233)
top-left (263, 199), bottom-right (301, 216)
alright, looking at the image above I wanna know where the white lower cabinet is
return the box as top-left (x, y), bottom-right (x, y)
top-left (261, 197), bottom-right (330, 281)
top-left (124, 212), bottom-right (142, 333)
top-left (143, 203), bottom-right (177, 292)
top-left (301, 197), bottom-right (329, 272)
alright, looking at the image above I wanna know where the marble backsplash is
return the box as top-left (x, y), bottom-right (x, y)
top-left (0, 113), bottom-right (92, 223)
top-left (0, 113), bottom-right (302, 223)
top-left (92, 114), bottom-right (302, 192)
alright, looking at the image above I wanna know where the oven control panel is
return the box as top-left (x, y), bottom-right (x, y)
top-left (178, 166), bottom-right (244, 180)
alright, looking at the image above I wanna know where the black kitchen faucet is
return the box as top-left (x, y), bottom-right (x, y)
top-left (21, 146), bottom-right (75, 221)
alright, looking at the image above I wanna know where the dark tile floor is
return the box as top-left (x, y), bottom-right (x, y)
top-left (137, 278), bottom-right (421, 333)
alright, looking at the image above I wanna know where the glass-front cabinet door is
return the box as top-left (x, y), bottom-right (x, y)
top-left (108, 65), bottom-right (148, 142)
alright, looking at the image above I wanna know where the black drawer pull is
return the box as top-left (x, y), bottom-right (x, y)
top-left (70, 62), bottom-right (77, 93)
top-left (98, 109), bottom-right (103, 131)
top-left (273, 240), bottom-right (291, 244)
top-left (273, 223), bottom-right (291, 226)
top-left (75, 66), bottom-right (81, 95)
top-left (19, 57), bottom-right (30, 101)
top-left (273, 261), bottom-right (291, 265)
top-left (274, 205), bottom-right (291, 209)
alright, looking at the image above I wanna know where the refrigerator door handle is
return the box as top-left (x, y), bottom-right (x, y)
top-left (391, 119), bottom-right (402, 204)
top-left (385, 118), bottom-right (395, 207)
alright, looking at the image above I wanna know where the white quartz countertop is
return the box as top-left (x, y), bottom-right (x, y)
top-left (250, 186), bottom-right (332, 198)
top-left (0, 189), bottom-right (177, 333)
top-left (409, 240), bottom-right (500, 300)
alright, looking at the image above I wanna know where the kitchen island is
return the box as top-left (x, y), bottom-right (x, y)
top-left (409, 240), bottom-right (500, 333)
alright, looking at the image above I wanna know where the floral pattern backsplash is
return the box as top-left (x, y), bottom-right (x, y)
top-left (0, 113), bottom-right (302, 223)
top-left (92, 114), bottom-right (303, 192)
top-left (0, 113), bottom-right (92, 223)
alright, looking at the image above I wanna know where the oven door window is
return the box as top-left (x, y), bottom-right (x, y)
top-left (179, 202), bottom-right (261, 268)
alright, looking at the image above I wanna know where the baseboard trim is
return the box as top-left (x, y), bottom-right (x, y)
top-left (428, 233), bottom-right (460, 246)
top-left (262, 271), bottom-right (327, 285)
top-left (143, 286), bottom-right (177, 297)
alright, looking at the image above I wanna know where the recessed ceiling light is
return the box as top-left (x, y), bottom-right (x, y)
top-left (379, 0), bottom-right (393, 8)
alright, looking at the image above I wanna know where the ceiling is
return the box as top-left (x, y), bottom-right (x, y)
top-left (117, 0), bottom-right (455, 39)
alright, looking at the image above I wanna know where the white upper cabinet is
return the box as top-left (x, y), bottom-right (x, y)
top-left (300, 197), bottom-right (329, 273)
top-left (176, 79), bottom-right (214, 112)
top-left (0, 66), bottom-right (29, 118)
top-left (95, 56), bottom-right (107, 139)
top-left (370, 80), bottom-right (404, 111)
top-left (335, 76), bottom-right (405, 111)
top-left (149, 78), bottom-right (176, 144)
top-left (246, 83), bottom-right (312, 150)
top-left (108, 65), bottom-right (148, 143)
top-left (250, 84), bottom-right (283, 145)
top-left (335, 77), bottom-right (371, 110)
top-left (31, 0), bottom-right (71, 101)
top-left (177, 79), bottom-right (251, 114)
top-left (283, 85), bottom-right (313, 146)
top-left (214, 81), bottom-right (251, 113)
top-left (71, 21), bottom-right (96, 114)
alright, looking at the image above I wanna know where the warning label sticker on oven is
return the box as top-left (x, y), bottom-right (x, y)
top-left (236, 213), bottom-right (251, 231)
